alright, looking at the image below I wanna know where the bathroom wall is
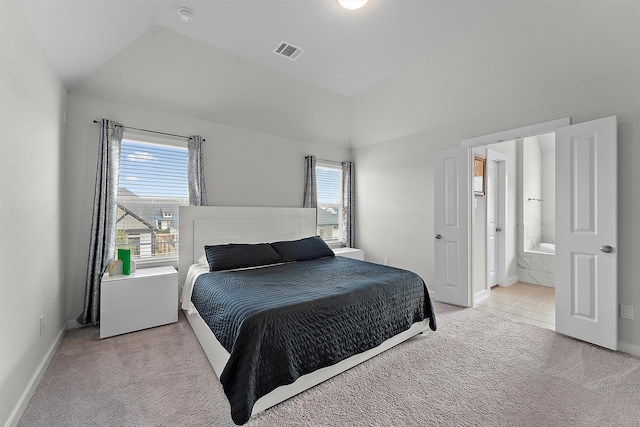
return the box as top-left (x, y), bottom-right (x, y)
top-left (518, 250), bottom-right (555, 287)
top-left (517, 136), bottom-right (555, 287)
top-left (541, 148), bottom-right (555, 243)
top-left (521, 136), bottom-right (543, 251)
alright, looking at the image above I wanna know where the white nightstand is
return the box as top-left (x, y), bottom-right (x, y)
top-left (333, 247), bottom-right (365, 261)
top-left (100, 266), bottom-right (178, 339)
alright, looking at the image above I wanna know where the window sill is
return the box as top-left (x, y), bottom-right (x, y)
top-left (133, 256), bottom-right (179, 270)
top-left (326, 242), bottom-right (345, 250)
top-left (333, 247), bottom-right (364, 261)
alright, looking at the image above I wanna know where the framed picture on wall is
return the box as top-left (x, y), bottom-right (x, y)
top-left (474, 155), bottom-right (486, 196)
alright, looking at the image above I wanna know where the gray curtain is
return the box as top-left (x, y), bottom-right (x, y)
top-left (77, 119), bottom-right (123, 326)
top-left (303, 155), bottom-right (317, 208)
top-left (188, 136), bottom-right (207, 206)
top-left (342, 161), bottom-right (355, 248)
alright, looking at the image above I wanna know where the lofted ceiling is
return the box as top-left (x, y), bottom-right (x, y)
top-left (17, 0), bottom-right (517, 97)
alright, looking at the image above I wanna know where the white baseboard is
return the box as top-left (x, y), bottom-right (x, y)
top-left (500, 276), bottom-right (519, 287)
top-left (66, 319), bottom-right (81, 330)
top-left (5, 325), bottom-right (66, 427)
top-left (618, 341), bottom-right (640, 358)
top-left (474, 289), bottom-right (491, 304)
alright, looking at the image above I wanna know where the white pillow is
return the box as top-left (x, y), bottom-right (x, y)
top-left (198, 254), bottom-right (208, 267)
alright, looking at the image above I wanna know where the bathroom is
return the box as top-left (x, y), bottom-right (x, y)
top-left (517, 132), bottom-right (555, 287)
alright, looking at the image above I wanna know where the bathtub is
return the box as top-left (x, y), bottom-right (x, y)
top-left (538, 242), bottom-right (555, 254)
top-left (518, 243), bottom-right (555, 287)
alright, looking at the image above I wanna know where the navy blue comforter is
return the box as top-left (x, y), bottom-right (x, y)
top-left (191, 256), bottom-right (436, 425)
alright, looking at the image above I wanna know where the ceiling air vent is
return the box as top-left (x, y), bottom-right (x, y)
top-left (273, 41), bottom-right (305, 61)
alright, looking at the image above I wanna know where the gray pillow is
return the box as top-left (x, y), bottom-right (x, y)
top-left (270, 236), bottom-right (335, 262)
top-left (204, 243), bottom-right (282, 272)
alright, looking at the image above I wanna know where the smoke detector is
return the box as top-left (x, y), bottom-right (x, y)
top-left (273, 41), bottom-right (305, 61)
top-left (178, 7), bottom-right (195, 23)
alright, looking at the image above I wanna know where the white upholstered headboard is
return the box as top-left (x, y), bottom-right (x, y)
top-left (178, 206), bottom-right (317, 287)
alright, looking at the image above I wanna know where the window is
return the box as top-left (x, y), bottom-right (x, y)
top-left (316, 162), bottom-right (344, 247)
top-left (115, 135), bottom-right (189, 263)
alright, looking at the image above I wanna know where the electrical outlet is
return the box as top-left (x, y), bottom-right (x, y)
top-left (40, 315), bottom-right (45, 336)
top-left (621, 305), bottom-right (634, 320)
top-left (383, 257), bottom-right (389, 266)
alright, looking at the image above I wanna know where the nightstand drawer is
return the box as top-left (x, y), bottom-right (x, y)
top-left (100, 298), bottom-right (177, 338)
top-left (102, 273), bottom-right (176, 309)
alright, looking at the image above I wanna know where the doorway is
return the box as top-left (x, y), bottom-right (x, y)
top-left (473, 135), bottom-right (557, 330)
top-left (433, 116), bottom-right (618, 350)
top-left (474, 282), bottom-right (555, 330)
top-left (471, 148), bottom-right (507, 304)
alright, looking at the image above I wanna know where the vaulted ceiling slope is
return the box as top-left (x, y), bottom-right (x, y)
top-left (17, 0), bottom-right (519, 147)
top-left (17, 0), bottom-right (516, 96)
top-left (17, 1), bottom-right (640, 150)
top-left (70, 26), bottom-right (352, 147)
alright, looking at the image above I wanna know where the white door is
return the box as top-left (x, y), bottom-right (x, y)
top-left (486, 158), bottom-right (499, 287)
top-left (434, 147), bottom-right (471, 307)
top-left (555, 116), bottom-right (617, 350)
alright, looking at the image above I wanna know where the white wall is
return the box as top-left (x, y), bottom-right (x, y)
top-left (63, 93), bottom-right (350, 322)
top-left (352, 1), bottom-right (640, 351)
top-left (0, 0), bottom-right (67, 425)
top-left (541, 150), bottom-right (555, 242)
top-left (522, 136), bottom-right (542, 250)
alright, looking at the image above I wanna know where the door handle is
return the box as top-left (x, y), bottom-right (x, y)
top-left (435, 234), bottom-right (442, 240)
top-left (600, 245), bottom-right (613, 253)
top-left (496, 227), bottom-right (502, 232)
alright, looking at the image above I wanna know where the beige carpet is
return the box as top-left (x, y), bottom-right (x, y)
top-left (18, 303), bottom-right (640, 426)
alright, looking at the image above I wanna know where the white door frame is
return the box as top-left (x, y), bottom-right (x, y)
top-left (464, 118), bottom-right (569, 303)
top-left (460, 116), bottom-right (619, 351)
top-left (473, 150), bottom-right (507, 303)
top-left (486, 150), bottom-right (507, 287)
top-left (461, 118), bottom-right (570, 148)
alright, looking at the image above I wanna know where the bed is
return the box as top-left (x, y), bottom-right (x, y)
top-left (179, 206), bottom-right (436, 425)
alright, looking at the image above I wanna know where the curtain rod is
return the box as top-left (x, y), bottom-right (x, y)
top-left (93, 120), bottom-right (205, 142)
top-left (317, 158), bottom-right (344, 165)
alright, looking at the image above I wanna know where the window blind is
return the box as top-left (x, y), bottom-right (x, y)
top-left (116, 139), bottom-right (189, 260)
top-left (316, 164), bottom-right (344, 245)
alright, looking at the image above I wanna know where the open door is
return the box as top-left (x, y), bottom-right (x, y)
top-left (434, 147), bottom-right (471, 307)
top-left (555, 116), bottom-right (617, 350)
top-left (486, 157), bottom-right (499, 287)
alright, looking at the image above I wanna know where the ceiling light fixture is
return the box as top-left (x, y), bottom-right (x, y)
top-left (177, 7), bottom-right (195, 23)
top-left (338, 0), bottom-right (368, 10)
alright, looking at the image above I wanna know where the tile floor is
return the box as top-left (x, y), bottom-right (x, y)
top-left (474, 282), bottom-right (555, 330)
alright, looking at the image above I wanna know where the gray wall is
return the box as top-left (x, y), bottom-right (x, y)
top-left (0, 0), bottom-right (67, 425)
top-left (352, 1), bottom-right (640, 351)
